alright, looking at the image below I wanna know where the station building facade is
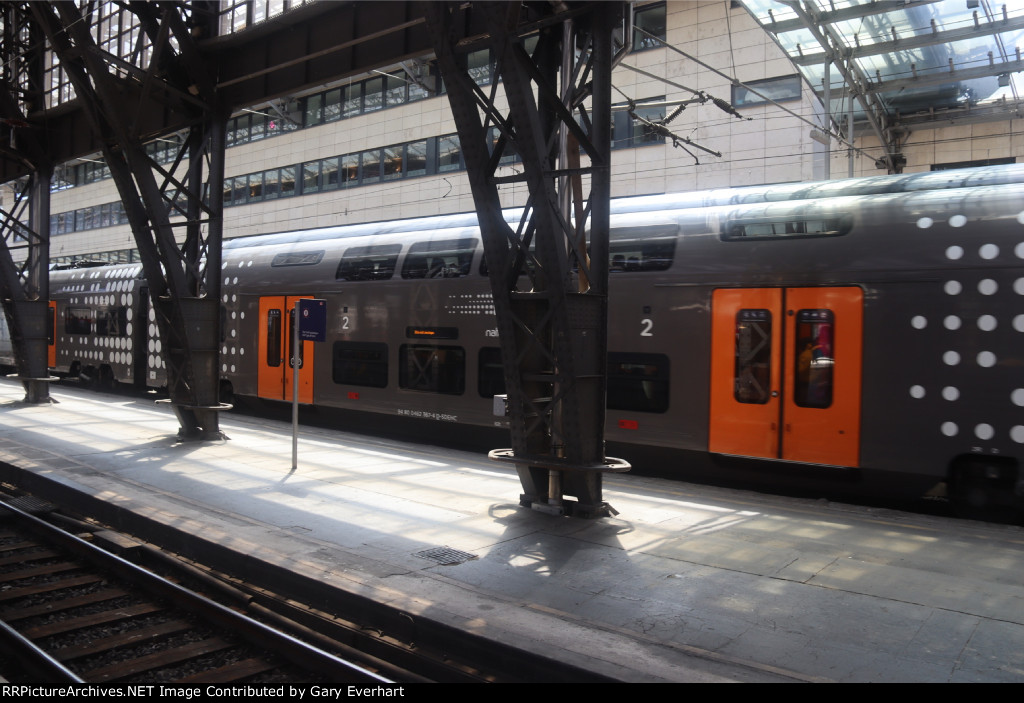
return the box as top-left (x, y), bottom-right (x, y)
top-left (15, 1), bottom-right (1023, 264)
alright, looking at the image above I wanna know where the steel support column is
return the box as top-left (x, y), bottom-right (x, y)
top-left (0, 174), bottom-right (52, 404)
top-left (0, 3), bottom-right (53, 404)
top-left (426, 1), bottom-right (628, 518)
top-left (31, 1), bottom-right (227, 438)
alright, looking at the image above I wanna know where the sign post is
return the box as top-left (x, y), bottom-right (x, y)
top-left (292, 299), bottom-right (326, 470)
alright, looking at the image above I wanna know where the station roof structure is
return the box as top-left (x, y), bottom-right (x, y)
top-left (3, 1), bottom-right (1023, 181)
top-left (741, 0), bottom-right (1024, 168)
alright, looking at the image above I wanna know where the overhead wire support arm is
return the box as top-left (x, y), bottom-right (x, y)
top-left (631, 25), bottom-right (885, 165)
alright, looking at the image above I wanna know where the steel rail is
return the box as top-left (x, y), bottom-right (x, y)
top-left (0, 496), bottom-right (393, 684)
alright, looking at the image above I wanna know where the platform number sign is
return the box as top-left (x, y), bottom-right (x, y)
top-left (298, 298), bottom-right (326, 342)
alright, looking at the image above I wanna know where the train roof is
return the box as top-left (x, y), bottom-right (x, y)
top-left (222, 164), bottom-right (1024, 251)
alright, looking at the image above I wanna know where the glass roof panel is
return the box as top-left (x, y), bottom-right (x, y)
top-left (740, 0), bottom-right (1024, 121)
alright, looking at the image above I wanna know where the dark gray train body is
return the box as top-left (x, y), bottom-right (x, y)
top-left (37, 165), bottom-right (1024, 513)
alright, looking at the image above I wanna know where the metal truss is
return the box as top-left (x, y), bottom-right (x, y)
top-left (778, 0), bottom-right (902, 173)
top-left (30, 1), bottom-right (226, 438)
top-left (0, 3), bottom-right (53, 403)
top-left (426, 1), bottom-right (629, 518)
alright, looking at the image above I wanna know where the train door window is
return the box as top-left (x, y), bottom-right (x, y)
top-left (66, 307), bottom-right (92, 334)
top-left (402, 238), bottom-right (477, 279)
top-left (336, 244), bottom-right (402, 281)
top-left (47, 304), bottom-right (55, 345)
top-left (478, 347), bottom-right (505, 398)
top-left (399, 345), bottom-right (465, 395)
top-left (266, 309), bottom-right (282, 367)
top-left (793, 309), bottom-right (834, 409)
top-left (734, 309), bottom-right (773, 404)
top-left (333, 342), bottom-right (388, 388)
top-left (607, 352), bottom-right (670, 413)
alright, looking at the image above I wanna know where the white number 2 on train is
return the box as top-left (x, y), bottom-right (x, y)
top-left (342, 316), bottom-right (350, 330)
top-left (640, 318), bottom-right (653, 336)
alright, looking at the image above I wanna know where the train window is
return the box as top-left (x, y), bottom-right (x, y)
top-left (478, 347), bottom-right (505, 398)
top-left (336, 244), bottom-right (401, 281)
top-left (734, 309), bottom-right (772, 405)
top-left (722, 215), bottom-right (851, 241)
top-left (607, 352), bottom-right (670, 413)
top-left (402, 238), bottom-right (477, 279)
top-left (95, 307), bottom-right (128, 336)
top-left (399, 345), bottom-right (465, 395)
top-left (609, 225), bottom-right (677, 272)
top-left (793, 309), bottom-right (834, 409)
top-left (65, 307), bottom-right (92, 335)
top-left (333, 342), bottom-right (388, 388)
top-left (272, 251), bottom-right (325, 267)
top-left (266, 309), bottom-right (282, 368)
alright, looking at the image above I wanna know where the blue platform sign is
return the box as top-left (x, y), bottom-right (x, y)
top-left (298, 298), bottom-right (326, 342)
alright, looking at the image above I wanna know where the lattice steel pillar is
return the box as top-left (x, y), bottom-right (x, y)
top-left (0, 174), bottom-right (53, 404)
top-left (426, 1), bottom-right (629, 518)
top-left (0, 2), bottom-right (55, 404)
top-left (31, 1), bottom-right (227, 438)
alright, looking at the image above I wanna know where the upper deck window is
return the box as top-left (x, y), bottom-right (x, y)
top-left (722, 215), bottom-right (851, 241)
top-left (402, 238), bottom-right (478, 279)
top-left (609, 224), bottom-right (677, 272)
top-left (336, 244), bottom-right (402, 281)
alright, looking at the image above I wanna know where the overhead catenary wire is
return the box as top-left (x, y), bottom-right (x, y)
top-left (630, 25), bottom-right (891, 164)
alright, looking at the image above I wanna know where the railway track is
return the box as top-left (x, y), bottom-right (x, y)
top-left (0, 487), bottom-right (620, 683)
top-left (0, 494), bottom-right (395, 684)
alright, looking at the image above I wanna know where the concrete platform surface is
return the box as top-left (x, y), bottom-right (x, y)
top-left (0, 379), bottom-right (1022, 683)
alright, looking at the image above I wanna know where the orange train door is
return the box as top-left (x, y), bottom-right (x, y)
top-left (257, 296), bottom-right (314, 403)
top-left (48, 301), bottom-right (56, 368)
top-left (708, 287), bottom-right (863, 467)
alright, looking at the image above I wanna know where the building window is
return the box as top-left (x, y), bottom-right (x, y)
top-left (360, 150), bottom-right (381, 183)
top-left (438, 135), bottom-right (462, 172)
top-left (633, 3), bottom-right (666, 50)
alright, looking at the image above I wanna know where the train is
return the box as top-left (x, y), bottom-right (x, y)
top-left (19, 164), bottom-right (1024, 517)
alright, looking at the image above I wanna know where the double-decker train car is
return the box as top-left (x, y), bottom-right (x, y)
top-left (32, 165), bottom-right (1024, 516)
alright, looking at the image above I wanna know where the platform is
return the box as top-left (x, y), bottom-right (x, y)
top-left (0, 379), bottom-right (1022, 682)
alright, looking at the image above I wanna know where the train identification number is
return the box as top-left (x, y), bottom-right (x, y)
top-left (397, 408), bottom-right (458, 422)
